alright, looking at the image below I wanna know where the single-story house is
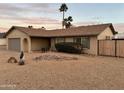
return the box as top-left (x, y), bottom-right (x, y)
top-left (4, 23), bottom-right (116, 55)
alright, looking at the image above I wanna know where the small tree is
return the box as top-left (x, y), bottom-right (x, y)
top-left (28, 25), bottom-right (33, 29)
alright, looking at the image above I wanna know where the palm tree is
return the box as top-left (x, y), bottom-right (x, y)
top-left (68, 16), bottom-right (73, 22)
top-left (59, 3), bottom-right (68, 29)
top-left (64, 16), bottom-right (73, 29)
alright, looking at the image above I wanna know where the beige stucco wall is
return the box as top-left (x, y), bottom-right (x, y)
top-left (0, 39), bottom-right (6, 45)
top-left (51, 37), bottom-right (98, 55)
top-left (31, 37), bottom-right (50, 51)
top-left (83, 37), bottom-right (97, 55)
top-left (97, 27), bottom-right (114, 40)
top-left (0, 38), bottom-right (6, 50)
top-left (6, 29), bottom-right (31, 52)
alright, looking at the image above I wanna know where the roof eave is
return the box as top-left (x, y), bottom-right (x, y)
top-left (30, 34), bottom-right (98, 38)
top-left (4, 26), bottom-right (15, 38)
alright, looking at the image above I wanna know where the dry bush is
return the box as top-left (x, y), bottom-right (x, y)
top-left (8, 57), bottom-right (18, 63)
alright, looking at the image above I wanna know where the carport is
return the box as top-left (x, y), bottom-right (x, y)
top-left (31, 37), bottom-right (51, 51)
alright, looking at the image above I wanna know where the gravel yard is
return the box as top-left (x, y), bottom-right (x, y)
top-left (0, 50), bottom-right (124, 90)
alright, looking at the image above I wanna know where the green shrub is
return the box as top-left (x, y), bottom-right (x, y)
top-left (55, 42), bottom-right (83, 54)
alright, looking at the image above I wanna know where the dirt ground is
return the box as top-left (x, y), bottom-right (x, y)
top-left (0, 50), bottom-right (124, 90)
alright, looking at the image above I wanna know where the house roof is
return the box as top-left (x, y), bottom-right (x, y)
top-left (4, 23), bottom-right (116, 38)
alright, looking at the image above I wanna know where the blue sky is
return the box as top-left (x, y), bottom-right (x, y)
top-left (57, 3), bottom-right (124, 23)
top-left (0, 3), bottom-right (124, 32)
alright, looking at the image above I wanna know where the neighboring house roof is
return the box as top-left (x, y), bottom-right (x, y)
top-left (0, 33), bottom-right (6, 38)
top-left (4, 23), bottom-right (116, 38)
top-left (113, 33), bottom-right (124, 39)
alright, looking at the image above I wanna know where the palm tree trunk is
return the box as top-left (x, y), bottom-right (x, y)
top-left (62, 11), bottom-right (64, 29)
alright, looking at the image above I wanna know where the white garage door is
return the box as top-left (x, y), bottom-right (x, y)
top-left (8, 38), bottom-right (21, 51)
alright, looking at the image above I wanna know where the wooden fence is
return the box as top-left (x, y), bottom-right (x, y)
top-left (98, 40), bottom-right (124, 57)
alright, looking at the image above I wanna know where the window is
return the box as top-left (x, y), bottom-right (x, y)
top-left (73, 37), bottom-right (90, 49)
top-left (73, 37), bottom-right (81, 44)
top-left (106, 36), bottom-right (110, 40)
top-left (56, 38), bottom-right (65, 43)
top-left (81, 37), bottom-right (90, 49)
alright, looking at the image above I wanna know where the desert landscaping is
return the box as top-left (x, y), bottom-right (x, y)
top-left (0, 50), bottom-right (124, 90)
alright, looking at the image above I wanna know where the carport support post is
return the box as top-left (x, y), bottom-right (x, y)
top-left (6, 38), bottom-right (8, 50)
top-left (21, 38), bottom-right (23, 52)
top-left (28, 37), bottom-right (31, 53)
top-left (22, 37), bottom-right (31, 53)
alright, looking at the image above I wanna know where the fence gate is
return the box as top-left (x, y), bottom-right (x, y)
top-left (98, 40), bottom-right (116, 57)
top-left (98, 40), bottom-right (124, 57)
top-left (116, 40), bottom-right (124, 57)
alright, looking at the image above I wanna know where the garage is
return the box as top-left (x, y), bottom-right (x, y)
top-left (8, 38), bottom-right (21, 51)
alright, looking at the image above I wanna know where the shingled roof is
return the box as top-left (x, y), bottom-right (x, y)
top-left (4, 23), bottom-right (116, 38)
